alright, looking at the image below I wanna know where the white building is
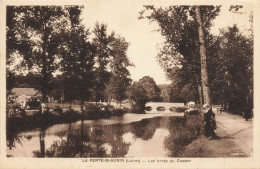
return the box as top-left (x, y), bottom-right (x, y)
top-left (9, 88), bottom-right (42, 107)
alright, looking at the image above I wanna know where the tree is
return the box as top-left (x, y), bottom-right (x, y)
top-left (139, 6), bottom-right (201, 101)
top-left (164, 80), bottom-right (196, 103)
top-left (9, 72), bottom-right (41, 89)
top-left (59, 6), bottom-right (95, 111)
top-left (127, 82), bottom-right (149, 113)
top-left (6, 6), bottom-right (68, 102)
top-left (211, 25), bottom-right (253, 113)
top-left (105, 35), bottom-right (132, 104)
top-left (92, 23), bottom-right (115, 102)
top-left (49, 75), bottom-right (63, 101)
top-left (6, 69), bottom-right (16, 95)
top-left (194, 6), bottom-right (220, 107)
top-left (158, 84), bottom-right (170, 102)
top-left (140, 5), bottom-right (221, 109)
top-left (138, 76), bottom-right (161, 102)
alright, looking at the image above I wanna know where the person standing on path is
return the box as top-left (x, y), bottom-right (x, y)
top-left (243, 105), bottom-right (253, 121)
top-left (203, 104), bottom-right (217, 139)
top-left (41, 102), bottom-right (46, 114)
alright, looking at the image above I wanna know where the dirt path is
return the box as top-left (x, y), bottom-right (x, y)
top-left (182, 111), bottom-right (253, 157)
top-left (215, 112), bottom-right (253, 157)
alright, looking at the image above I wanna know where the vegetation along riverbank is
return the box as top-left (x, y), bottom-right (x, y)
top-left (6, 102), bottom-right (129, 133)
top-left (165, 114), bottom-right (204, 157)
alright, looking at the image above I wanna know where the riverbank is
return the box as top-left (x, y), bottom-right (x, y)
top-left (7, 105), bottom-right (252, 158)
top-left (181, 112), bottom-right (253, 157)
top-left (6, 105), bottom-right (129, 133)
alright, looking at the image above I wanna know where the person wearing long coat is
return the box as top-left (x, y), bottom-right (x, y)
top-left (203, 104), bottom-right (216, 138)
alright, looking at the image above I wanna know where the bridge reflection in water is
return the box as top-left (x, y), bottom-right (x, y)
top-left (145, 102), bottom-right (185, 114)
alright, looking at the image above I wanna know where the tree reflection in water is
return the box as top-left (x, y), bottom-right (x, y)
top-left (32, 117), bottom-right (163, 158)
top-left (127, 118), bottom-right (160, 140)
top-left (99, 124), bottom-right (130, 157)
top-left (6, 129), bottom-right (23, 156)
top-left (33, 129), bottom-right (46, 157)
top-left (8, 116), bottom-right (193, 157)
top-left (33, 120), bottom-right (106, 157)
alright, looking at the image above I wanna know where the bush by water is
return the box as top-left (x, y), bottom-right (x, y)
top-left (165, 115), bottom-right (204, 157)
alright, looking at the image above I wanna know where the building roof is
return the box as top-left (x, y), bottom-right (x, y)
top-left (11, 88), bottom-right (39, 96)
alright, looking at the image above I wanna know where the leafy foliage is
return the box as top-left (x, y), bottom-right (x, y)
top-left (140, 5), bottom-right (253, 114)
top-left (59, 6), bottom-right (95, 108)
top-left (138, 76), bottom-right (161, 102)
top-left (127, 82), bottom-right (149, 112)
top-left (92, 23), bottom-right (115, 102)
top-left (105, 36), bottom-right (132, 103)
top-left (140, 5), bottom-right (221, 105)
top-left (7, 6), bottom-right (133, 107)
top-left (6, 6), bottom-right (70, 101)
top-left (209, 26), bottom-right (253, 113)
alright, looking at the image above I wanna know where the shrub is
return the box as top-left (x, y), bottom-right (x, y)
top-left (129, 105), bottom-right (146, 114)
top-left (185, 114), bottom-right (204, 136)
top-left (25, 100), bottom-right (40, 110)
top-left (111, 107), bottom-right (128, 116)
top-left (7, 103), bottom-right (26, 118)
top-left (106, 104), bottom-right (116, 112)
top-left (184, 108), bottom-right (200, 118)
top-left (53, 106), bottom-right (62, 115)
top-left (85, 103), bottom-right (100, 113)
top-left (175, 107), bottom-right (188, 113)
top-left (165, 115), bottom-right (204, 157)
top-left (85, 103), bottom-right (111, 119)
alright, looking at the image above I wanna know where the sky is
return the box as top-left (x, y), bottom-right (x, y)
top-left (82, 1), bottom-right (252, 85)
top-left (82, 1), bottom-right (166, 84)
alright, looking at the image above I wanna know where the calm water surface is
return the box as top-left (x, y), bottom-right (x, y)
top-left (7, 113), bottom-right (186, 157)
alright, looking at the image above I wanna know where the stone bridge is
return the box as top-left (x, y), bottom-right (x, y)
top-left (145, 102), bottom-right (185, 114)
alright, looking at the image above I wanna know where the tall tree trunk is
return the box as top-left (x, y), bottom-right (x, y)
top-left (39, 130), bottom-right (45, 157)
top-left (195, 6), bottom-right (212, 108)
top-left (80, 87), bottom-right (84, 113)
top-left (41, 20), bottom-right (48, 103)
top-left (80, 119), bottom-right (84, 157)
top-left (198, 84), bottom-right (203, 114)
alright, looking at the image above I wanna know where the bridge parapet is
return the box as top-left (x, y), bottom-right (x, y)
top-left (145, 102), bottom-right (185, 114)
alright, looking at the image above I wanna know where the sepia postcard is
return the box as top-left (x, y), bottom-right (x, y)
top-left (0, 0), bottom-right (260, 168)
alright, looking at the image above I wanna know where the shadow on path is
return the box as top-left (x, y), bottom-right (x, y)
top-left (215, 112), bottom-right (253, 157)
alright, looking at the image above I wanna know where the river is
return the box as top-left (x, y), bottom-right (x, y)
top-left (6, 113), bottom-right (188, 158)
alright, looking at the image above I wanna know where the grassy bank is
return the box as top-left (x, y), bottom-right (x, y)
top-left (170, 113), bottom-right (248, 157)
top-left (180, 134), bottom-right (247, 157)
top-left (165, 114), bottom-right (204, 157)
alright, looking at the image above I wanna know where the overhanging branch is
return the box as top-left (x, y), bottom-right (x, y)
top-left (202, 6), bottom-right (221, 27)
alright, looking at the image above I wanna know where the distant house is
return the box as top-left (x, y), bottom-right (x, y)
top-left (9, 88), bottom-right (42, 107)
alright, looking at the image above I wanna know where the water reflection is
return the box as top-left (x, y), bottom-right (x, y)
top-left (32, 129), bottom-right (46, 157)
top-left (7, 114), bottom-right (187, 157)
top-left (6, 130), bottom-right (23, 154)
